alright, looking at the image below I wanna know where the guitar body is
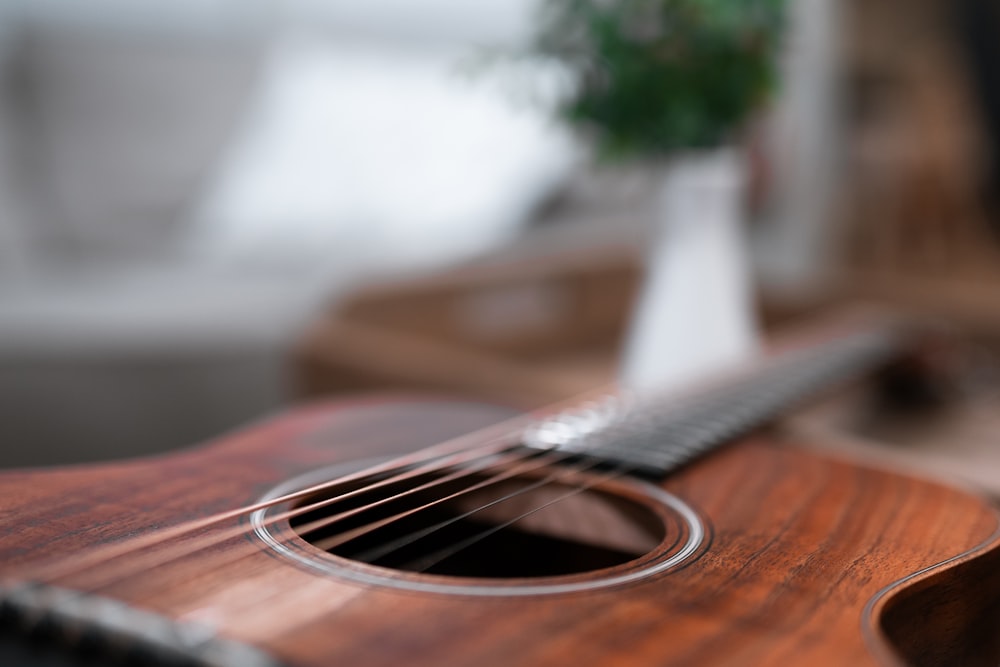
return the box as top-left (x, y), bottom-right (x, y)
top-left (2, 397), bottom-right (1000, 666)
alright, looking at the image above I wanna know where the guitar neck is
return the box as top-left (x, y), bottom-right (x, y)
top-left (524, 325), bottom-right (905, 475)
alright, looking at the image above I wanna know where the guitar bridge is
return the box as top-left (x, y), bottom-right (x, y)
top-left (0, 582), bottom-right (279, 667)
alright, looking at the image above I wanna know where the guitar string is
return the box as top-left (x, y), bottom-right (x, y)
top-left (113, 405), bottom-right (713, 596)
top-left (163, 404), bottom-right (704, 585)
top-left (53, 339), bottom-right (868, 590)
top-left (211, 328), bottom-right (904, 573)
top-left (409, 463), bottom-right (636, 573)
top-left (241, 469), bottom-right (648, 641)
top-left (401, 330), bottom-right (905, 572)
top-left (332, 454), bottom-right (606, 562)
top-left (323, 395), bottom-right (783, 568)
top-left (115, 449), bottom-right (622, 619)
top-left (162, 324), bottom-right (902, 620)
top-left (295, 449), bottom-right (567, 551)
top-left (275, 449), bottom-right (553, 546)
top-left (88, 444), bottom-right (618, 597)
top-left (37, 385), bottom-right (621, 588)
top-left (71, 445), bottom-right (568, 592)
top-left (29, 410), bottom-right (543, 585)
top-left (31, 328), bottom-right (899, 595)
top-left (225, 460), bottom-right (639, 630)
top-left (60, 368), bottom-right (895, 652)
top-left (166, 456), bottom-right (643, 627)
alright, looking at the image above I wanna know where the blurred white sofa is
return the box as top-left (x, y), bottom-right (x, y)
top-left (0, 0), bottom-right (579, 467)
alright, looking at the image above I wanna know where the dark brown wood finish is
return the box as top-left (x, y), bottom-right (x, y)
top-left (2, 398), bottom-right (999, 666)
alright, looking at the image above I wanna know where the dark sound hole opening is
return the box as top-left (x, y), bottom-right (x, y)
top-left (289, 464), bottom-right (667, 579)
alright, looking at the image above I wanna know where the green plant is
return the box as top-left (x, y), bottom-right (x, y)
top-left (532, 0), bottom-right (785, 159)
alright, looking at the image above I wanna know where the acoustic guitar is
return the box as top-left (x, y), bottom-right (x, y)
top-left (2, 319), bottom-right (998, 666)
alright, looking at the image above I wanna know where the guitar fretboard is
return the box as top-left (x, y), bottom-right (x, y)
top-left (524, 327), bottom-right (902, 475)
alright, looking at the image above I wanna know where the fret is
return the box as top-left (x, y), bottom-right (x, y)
top-left (523, 327), bottom-right (903, 475)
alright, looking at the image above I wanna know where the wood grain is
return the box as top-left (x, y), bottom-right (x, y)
top-left (1, 398), bottom-right (999, 666)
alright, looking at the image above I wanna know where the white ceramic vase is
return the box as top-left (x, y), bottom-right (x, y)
top-left (621, 148), bottom-right (760, 393)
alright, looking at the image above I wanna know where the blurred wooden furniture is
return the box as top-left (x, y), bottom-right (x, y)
top-left (838, 0), bottom-right (1000, 284)
top-left (295, 228), bottom-right (644, 409)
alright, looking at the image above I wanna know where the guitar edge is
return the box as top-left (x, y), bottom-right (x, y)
top-left (1, 397), bottom-right (999, 666)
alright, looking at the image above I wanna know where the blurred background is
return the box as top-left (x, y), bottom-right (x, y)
top-left (2, 0), bottom-right (1000, 489)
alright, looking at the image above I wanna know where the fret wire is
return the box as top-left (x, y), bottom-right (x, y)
top-left (527, 328), bottom-right (901, 475)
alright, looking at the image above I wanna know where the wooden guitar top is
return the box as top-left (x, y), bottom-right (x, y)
top-left (1, 398), bottom-right (999, 666)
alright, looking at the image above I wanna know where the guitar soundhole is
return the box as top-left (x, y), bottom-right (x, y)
top-left (287, 466), bottom-right (675, 579)
top-left (255, 458), bottom-right (705, 595)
